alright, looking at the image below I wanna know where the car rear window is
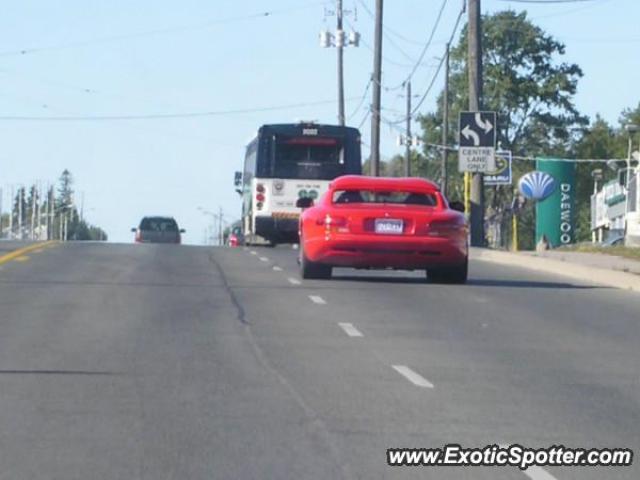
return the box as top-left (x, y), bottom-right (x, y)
top-left (332, 190), bottom-right (437, 206)
top-left (140, 218), bottom-right (179, 232)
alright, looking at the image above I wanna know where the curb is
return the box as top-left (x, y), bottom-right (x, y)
top-left (471, 248), bottom-right (640, 294)
top-left (0, 241), bottom-right (58, 266)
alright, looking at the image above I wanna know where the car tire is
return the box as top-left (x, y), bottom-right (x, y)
top-left (427, 257), bottom-right (468, 284)
top-left (300, 244), bottom-right (332, 280)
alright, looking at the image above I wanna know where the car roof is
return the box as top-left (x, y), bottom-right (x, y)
top-left (329, 175), bottom-right (440, 193)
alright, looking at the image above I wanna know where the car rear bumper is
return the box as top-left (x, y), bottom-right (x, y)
top-left (305, 234), bottom-right (467, 269)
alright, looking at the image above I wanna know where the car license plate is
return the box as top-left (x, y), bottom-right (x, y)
top-left (374, 218), bottom-right (403, 234)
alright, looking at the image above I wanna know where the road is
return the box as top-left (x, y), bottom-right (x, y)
top-left (0, 242), bottom-right (638, 479)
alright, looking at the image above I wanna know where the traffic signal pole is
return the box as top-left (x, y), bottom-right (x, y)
top-left (467, 0), bottom-right (485, 246)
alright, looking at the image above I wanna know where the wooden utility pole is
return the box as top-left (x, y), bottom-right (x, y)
top-left (468, 0), bottom-right (485, 246)
top-left (404, 81), bottom-right (411, 177)
top-left (369, 0), bottom-right (383, 176)
top-left (441, 42), bottom-right (450, 197)
top-left (336, 0), bottom-right (345, 126)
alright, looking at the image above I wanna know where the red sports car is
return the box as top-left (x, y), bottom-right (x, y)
top-left (297, 175), bottom-right (468, 283)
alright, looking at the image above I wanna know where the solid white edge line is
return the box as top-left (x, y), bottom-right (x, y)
top-left (259, 256), bottom-right (269, 262)
top-left (273, 266), bottom-right (283, 271)
top-left (287, 277), bottom-right (301, 285)
top-left (308, 295), bottom-right (326, 305)
top-left (338, 322), bottom-right (363, 337)
top-left (391, 365), bottom-right (434, 388)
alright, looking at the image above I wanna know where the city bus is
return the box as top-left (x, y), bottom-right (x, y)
top-left (236, 123), bottom-right (362, 245)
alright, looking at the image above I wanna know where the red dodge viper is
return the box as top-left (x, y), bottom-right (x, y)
top-left (297, 175), bottom-right (468, 283)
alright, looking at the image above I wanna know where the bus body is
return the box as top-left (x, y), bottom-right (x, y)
top-left (240, 123), bottom-right (362, 244)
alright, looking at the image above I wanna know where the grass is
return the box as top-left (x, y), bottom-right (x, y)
top-left (558, 244), bottom-right (640, 261)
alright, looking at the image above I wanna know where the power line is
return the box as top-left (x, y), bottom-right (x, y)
top-left (0, 1), bottom-right (328, 58)
top-left (347, 77), bottom-right (373, 121)
top-left (0, 97), bottom-right (361, 122)
top-left (497, 0), bottom-right (600, 3)
top-left (390, 0), bottom-right (450, 90)
top-left (410, 3), bottom-right (465, 116)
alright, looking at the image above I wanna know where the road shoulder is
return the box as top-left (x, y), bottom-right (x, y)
top-left (471, 247), bottom-right (640, 293)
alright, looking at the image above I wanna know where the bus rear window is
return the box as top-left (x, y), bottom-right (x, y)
top-left (273, 135), bottom-right (345, 180)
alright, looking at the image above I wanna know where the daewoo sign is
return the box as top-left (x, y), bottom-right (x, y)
top-left (534, 159), bottom-right (576, 247)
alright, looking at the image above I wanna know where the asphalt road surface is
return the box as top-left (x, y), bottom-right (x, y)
top-left (0, 242), bottom-right (638, 479)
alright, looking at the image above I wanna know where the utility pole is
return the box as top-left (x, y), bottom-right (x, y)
top-left (369, 0), bottom-right (383, 176)
top-left (18, 187), bottom-right (23, 240)
top-left (404, 81), bottom-right (411, 177)
top-left (336, 0), bottom-right (345, 126)
top-left (218, 207), bottom-right (224, 246)
top-left (9, 185), bottom-right (14, 239)
top-left (441, 42), bottom-right (450, 197)
top-left (468, 0), bottom-right (485, 246)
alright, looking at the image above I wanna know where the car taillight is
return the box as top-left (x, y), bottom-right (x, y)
top-left (427, 219), bottom-right (467, 238)
top-left (135, 230), bottom-right (141, 242)
top-left (318, 214), bottom-right (349, 233)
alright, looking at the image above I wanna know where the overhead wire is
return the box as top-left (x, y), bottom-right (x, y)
top-left (388, 0), bottom-right (450, 91)
top-left (0, 96), bottom-right (361, 122)
top-left (410, 2), bottom-right (465, 117)
top-left (0, 1), bottom-right (328, 58)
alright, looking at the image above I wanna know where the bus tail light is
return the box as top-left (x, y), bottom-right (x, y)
top-left (256, 183), bottom-right (265, 193)
top-left (256, 202), bottom-right (264, 210)
top-left (256, 193), bottom-right (265, 202)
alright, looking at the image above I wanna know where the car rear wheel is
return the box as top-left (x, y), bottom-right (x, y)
top-left (427, 257), bottom-right (468, 284)
top-left (299, 244), bottom-right (332, 280)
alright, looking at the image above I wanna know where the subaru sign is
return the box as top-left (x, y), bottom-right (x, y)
top-left (518, 171), bottom-right (556, 201)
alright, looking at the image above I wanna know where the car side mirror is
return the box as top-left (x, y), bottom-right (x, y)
top-left (449, 201), bottom-right (464, 213)
top-left (296, 197), bottom-right (314, 209)
top-left (180, 229), bottom-right (186, 233)
top-left (234, 171), bottom-right (242, 187)
top-left (235, 188), bottom-right (242, 196)
top-left (131, 228), bottom-right (137, 233)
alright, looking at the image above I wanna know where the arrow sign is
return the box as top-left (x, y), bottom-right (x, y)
top-left (475, 112), bottom-right (493, 134)
top-left (461, 125), bottom-right (480, 146)
top-left (458, 111), bottom-right (497, 148)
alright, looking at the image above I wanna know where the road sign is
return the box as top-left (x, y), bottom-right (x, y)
top-left (458, 111), bottom-right (497, 173)
top-left (484, 150), bottom-right (512, 185)
top-left (459, 111), bottom-right (496, 147)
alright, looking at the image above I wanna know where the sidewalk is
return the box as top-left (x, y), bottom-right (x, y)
top-left (471, 247), bottom-right (640, 293)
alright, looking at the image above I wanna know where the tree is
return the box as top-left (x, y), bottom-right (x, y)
top-left (418, 10), bottom-right (587, 249)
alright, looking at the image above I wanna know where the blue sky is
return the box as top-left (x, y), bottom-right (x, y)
top-left (0, 0), bottom-right (637, 243)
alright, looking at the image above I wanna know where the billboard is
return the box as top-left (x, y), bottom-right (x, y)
top-left (535, 158), bottom-right (576, 247)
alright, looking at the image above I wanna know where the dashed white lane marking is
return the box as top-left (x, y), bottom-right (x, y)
top-left (523, 466), bottom-right (558, 480)
top-left (287, 277), bottom-right (301, 285)
top-left (272, 266), bottom-right (283, 271)
top-left (392, 365), bottom-right (434, 389)
top-left (259, 256), bottom-right (269, 262)
top-left (338, 323), bottom-right (363, 337)
top-left (308, 295), bottom-right (326, 305)
top-left (250, 250), bottom-right (257, 255)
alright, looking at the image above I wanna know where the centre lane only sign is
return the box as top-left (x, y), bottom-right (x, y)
top-left (458, 111), bottom-right (497, 173)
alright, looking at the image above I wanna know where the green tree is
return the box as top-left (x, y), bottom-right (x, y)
top-left (418, 10), bottom-right (587, 249)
